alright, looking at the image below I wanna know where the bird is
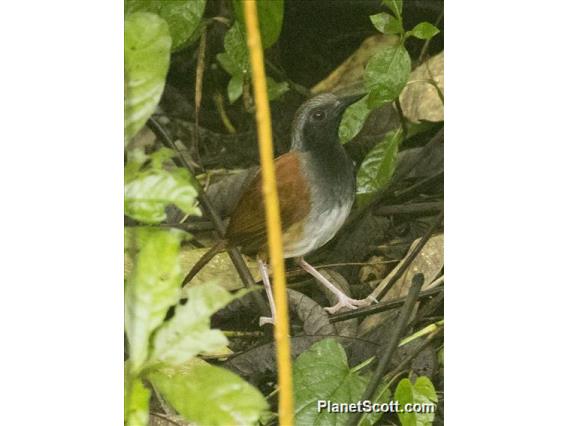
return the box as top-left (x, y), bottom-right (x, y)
top-left (184, 92), bottom-right (373, 325)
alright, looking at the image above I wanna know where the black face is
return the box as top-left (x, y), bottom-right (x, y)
top-left (301, 95), bottom-right (363, 152)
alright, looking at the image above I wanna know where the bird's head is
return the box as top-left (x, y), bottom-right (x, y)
top-left (291, 92), bottom-right (364, 152)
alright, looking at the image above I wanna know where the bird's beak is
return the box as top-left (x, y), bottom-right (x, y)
top-left (336, 93), bottom-right (366, 113)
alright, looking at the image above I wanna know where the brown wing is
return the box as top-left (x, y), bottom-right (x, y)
top-left (225, 152), bottom-right (310, 256)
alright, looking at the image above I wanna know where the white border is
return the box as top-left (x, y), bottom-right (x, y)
top-left (1, 0), bottom-right (567, 424)
top-left (446, 0), bottom-right (568, 423)
top-left (0, 1), bottom-right (123, 424)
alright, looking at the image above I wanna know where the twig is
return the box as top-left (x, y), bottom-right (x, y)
top-left (425, 274), bottom-right (444, 290)
top-left (213, 92), bottom-right (237, 134)
top-left (371, 211), bottom-right (443, 303)
top-left (281, 260), bottom-right (401, 279)
top-left (343, 127), bottom-right (443, 228)
top-left (329, 286), bottom-right (443, 323)
top-left (347, 273), bottom-right (424, 426)
top-left (399, 319), bottom-right (444, 347)
top-left (265, 59), bottom-right (311, 97)
top-left (151, 382), bottom-right (176, 417)
top-left (385, 325), bottom-right (444, 380)
top-left (193, 29), bottom-right (207, 168)
top-left (407, 283), bottom-right (444, 330)
top-left (243, 2), bottom-right (294, 424)
top-left (313, 260), bottom-right (399, 268)
top-left (159, 221), bottom-right (215, 232)
top-left (222, 330), bottom-right (263, 338)
top-left (150, 412), bottom-right (188, 426)
top-left (395, 98), bottom-right (408, 137)
top-left (393, 170), bottom-right (443, 200)
top-left (374, 240), bottom-right (416, 250)
top-left (374, 201), bottom-right (443, 216)
top-left (147, 117), bottom-right (269, 316)
top-left (418, 10), bottom-right (444, 64)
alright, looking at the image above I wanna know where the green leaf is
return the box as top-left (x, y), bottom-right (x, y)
top-left (150, 0), bottom-right (205, 50)
top-left (370, 12), bottom-right (403, 35)
top-left (148, 283), bottom-right (235, 365)
top-left (357, 128), bottom-right (403, 205)
top-left (293, 338), bottom-right (368, 425)
top-left (227, 75), bottom-right (244, 104)
top-left (365, 44), bottom-right (411, 108)
top-left (149, 359), bottom-right (268, 426)
top-left (124, 149), bottom-right (147, 182)
top-left (217, 52), bottom-right (240, 77)
top-left (125, 376), bottom-right (150, 426)
top-left (414, 377), bottom-right (438, 402)
top-left (126, 0), bottom-right (206, 51)
top-left (124, 228), bottom-right (186, 372)
top-left (395, 377), bottom-right (438, 426)
top-left (233, 0), bottom-right (284, 48)
top-left (124, 149), bottom-right (200, 224)
top-left (220, 24), bottom-right (250, 77)
top-left (358, 382), bottom-right (392, 426)
top-left (339, 95), bottom-right (371, 144)
top-left (124, 12), bottom-right (171, 144)
top-left (125, 245), bottom-right (260, 292)
top-left (383, 0), bottom-right (403, 21)
top-left (406, 121), bottom-right (438, 138)
top-left (267, 77), bottom-right (289, 100)
top-left (407, 22), bottom-right (440, 40)
top-left (124, 170), bottom-right (199, 223)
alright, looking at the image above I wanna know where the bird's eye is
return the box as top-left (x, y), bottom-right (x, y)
top-left (312, 110), bottom-right (326, 121)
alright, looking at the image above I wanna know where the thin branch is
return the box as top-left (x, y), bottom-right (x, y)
top-left (265, 59), bottom-right (311, 97)
top-left (344, 127), bottom-right (443, 228)
top-left (395, 98), bottom-right (408, 137)
top-left (374, 201), bottom-right (443, 216)
top-left (370, 211), bottom-right (443, 303)
top-left (347, 273), bottom-right (425, 426)
top-left (418, 10), bottom-right (444, 64)
top-left (147, 117), bottom-right (269, 316)
top-left (329, 286), bottom-right (443, 323)
top-left (213, 92), bottom-right (237, 134)
top-left (393, 170), bottom-right (443, 200)
top-left (407, 283), bottom-right (444, 330)
top-left (385, 325), bottom-right (444, 380)
top-left (158, 221), bottom-right (215, 232)
top-left (150, 412), bottom-right (188, 426)
top-left (193, 28), bottom-right (207, 168)
top-left (151, 382), bottom-right (176, 417)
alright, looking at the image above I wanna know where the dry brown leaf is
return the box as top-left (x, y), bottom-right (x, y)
top-left (399, 52), bottom-right (444, 123)
top-left (128, 125), bottom-right (157, 151)
top-left (311, 34), bottom-right (399, 94)
top-left (124, 246), bottom-right (259, 292)
top-left (358, 233), bottom-right (444, 336)
top-left (358, 255), bottom-right (392, 289)
top-left (182, 248), bottom-right (259, 291)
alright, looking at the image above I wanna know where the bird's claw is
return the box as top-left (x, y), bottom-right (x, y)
top-left (324, 295), bottom-right (373, 314)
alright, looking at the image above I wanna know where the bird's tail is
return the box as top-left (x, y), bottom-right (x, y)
top-left (181, 240), bottom-right (228, 287)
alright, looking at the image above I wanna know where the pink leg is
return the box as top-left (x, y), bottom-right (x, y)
top-left (257, 257), bottom-right (277, 326)
top-left (296, 257), bottom-right (374, 314)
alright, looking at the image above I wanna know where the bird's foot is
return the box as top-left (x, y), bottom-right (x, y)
top-left (324, 295), bottom-right (376, 314)
top-left (259, 315), bottom-right (275, 326)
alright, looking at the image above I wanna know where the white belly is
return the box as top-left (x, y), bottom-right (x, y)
top-left (282, 202), bottom-right (351, 258)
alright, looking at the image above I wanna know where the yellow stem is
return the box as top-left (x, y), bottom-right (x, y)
top-left (242, 2), bottom-right (294, 425)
